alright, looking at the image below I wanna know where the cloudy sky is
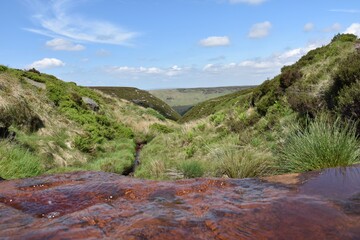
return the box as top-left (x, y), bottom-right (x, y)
top-left (1, 0), bottom-right (360, 89)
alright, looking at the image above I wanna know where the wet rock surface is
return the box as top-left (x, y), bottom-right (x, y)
top-left (0, 165), bottom-right (359, 239)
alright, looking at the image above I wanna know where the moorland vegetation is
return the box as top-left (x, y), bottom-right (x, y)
top-left (0, 34), bottom-right (359, 180)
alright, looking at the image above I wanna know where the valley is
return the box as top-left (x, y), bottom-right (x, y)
top-left (0, 34), bottom-right (359, 181)
top-left (0, 34), bottom-right (360, 239)
top-left (149, 86), bottom-right (255, 115)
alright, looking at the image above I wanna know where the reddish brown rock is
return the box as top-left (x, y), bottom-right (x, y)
top-left (0, 165), bottom-right (359, 239)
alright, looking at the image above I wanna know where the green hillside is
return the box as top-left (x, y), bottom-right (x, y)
top-left (0, 67), bottom-right (177, 179)
top-left (135, 34), bottom-right (360, 180)
top-left (91, 87), bottom-right (181, 121)
top-left (150, 86), bottom-right (254, 115)
top-left (182, 34), bottom-right (360, 125)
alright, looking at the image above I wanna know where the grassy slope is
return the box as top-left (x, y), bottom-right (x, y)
top-left (136, 34), bottom-right (360, 180)
top-left (91, 87), bottom-right (181, 121)
top-left (180, 88), bottom-right (254, 123)
top-left (182, 35), bottom-right (358, 123)
top-left (150, 86), bottom-right (254, 115)
top-left (0, 68), bottom-right (177, 179)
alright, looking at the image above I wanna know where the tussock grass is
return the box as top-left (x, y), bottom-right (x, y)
top-left (280, 115), bottom-right (360, 172)
top-left (0, 142), bottom-right (44, 179)
top-left (179, 160), bottom-right (205, 178)
top-left (212, 147), bottom-right (275, 178)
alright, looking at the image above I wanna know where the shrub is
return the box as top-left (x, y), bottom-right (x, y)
top-left (324, 52), bottom-right (360, 134)
top-left (286, 88), bottom-right (320, 117)
top-left (331, 33), bottom-right (357, 43)
top-left (256, 94), bottom-right (277, 115)
top-left (27, 68), bottom-right (40, 75)
top-left (337, 81), bottom-right (360, 127)
top-left (179, 160), bottom-right (204, 178)
top-left (280, 67), bottom-right (302, 89)
top-left (0, 65), bottom-right (8, 72)
top-left (214, 147), bottom-right (275, 178)
top-left (225, 110), bottom-right (261, 133)
top-left (210, 112), bottom-right (225, 126)
top-left (280, 115), bottom-right (360, 173)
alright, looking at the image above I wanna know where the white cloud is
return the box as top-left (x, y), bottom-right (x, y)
top-left (26, 0), bottom-right (138, 45)
top-left (107, 65), bottom-right (186, 77)
top-left (248, 21), bottom-right (272, 39)
top-left (46, 38), bottom-right (85, 51)
top-left (304, 23), bottom-right (314, 32)
top-left (103, 42), bottom-right (323, 88)
top-left (345, 23), bottom-right (360, 37)
top-left (27, 58), bottom-right (65, 70)
top-left (203, 43), bottom-right (320, 74)
top-left (324, 23), bottom-right (342, 32)
top-left (199, 36), bottom-right (230, 47)
top-left (228, 0), bottom-right (267, 5)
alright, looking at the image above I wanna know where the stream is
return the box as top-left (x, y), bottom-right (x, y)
top-left (123, 141), bottom-right (146, 176)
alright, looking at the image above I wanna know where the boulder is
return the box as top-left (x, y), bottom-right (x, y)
top-left (82, 97), bottom-right (99, 112)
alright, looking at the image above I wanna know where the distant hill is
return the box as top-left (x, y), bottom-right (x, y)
top-left (91, 87), bottom-right (181, 121)
top-left (150, 86), bottom-right (254, 115)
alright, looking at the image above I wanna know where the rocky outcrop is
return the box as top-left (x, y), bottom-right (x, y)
top-left (0, 165), bottom-right (359, 239)
top-left (82, 97), bottom-right (99, 112)
top-left (24, 77), bottom-right (46, 90)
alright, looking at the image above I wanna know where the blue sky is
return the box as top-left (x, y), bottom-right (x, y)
top-left (1, 0), bottom-right (360, 89)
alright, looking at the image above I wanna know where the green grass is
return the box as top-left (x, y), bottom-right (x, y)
top-left (47, 138), bottom-right (136, 175)
top-left (0, 142), bottom-right (44, 179)
top-left (180, 88), bottom-right (254, 123)
top-left (280, 115), bottom-right (360, 173)
top-left (89, 139), bottom-right (136, 174)
top-left (213, 147), bottom-right (275, 178)
top-left (179, 160), bottom-right (205, 178)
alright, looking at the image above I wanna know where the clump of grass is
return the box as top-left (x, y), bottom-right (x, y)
top-left (214, 147), bottom-right (275, 178)
top-left (280, 115), bottom-right (360, 173)
top-left (0, 142), bottom-right (44, 179)
top-left (88, 139), bottom-right (136, 174)
top-left (179, 160), bottom-right (204, 178)
top-left (150, 123), bottom-right (174, 133)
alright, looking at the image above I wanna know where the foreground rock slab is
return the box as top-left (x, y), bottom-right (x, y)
top-left (0, 165), bottom-right (359, 240)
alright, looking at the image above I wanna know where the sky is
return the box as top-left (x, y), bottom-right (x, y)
top-left (1, 0), bottom-right (360, 89)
